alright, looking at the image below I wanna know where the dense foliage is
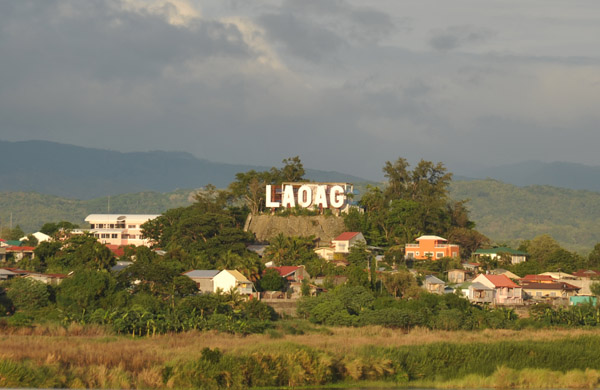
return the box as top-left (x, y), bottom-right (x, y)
top-left (344, 158), bottom-right (489, 258)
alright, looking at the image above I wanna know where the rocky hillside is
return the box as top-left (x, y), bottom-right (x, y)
top-left (246, 215), bottom-right (346, 243)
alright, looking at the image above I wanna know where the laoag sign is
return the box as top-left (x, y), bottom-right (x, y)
top-left (265, 183), bottom-right (347, 209)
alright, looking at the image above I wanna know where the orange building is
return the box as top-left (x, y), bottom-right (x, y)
top-left (404, 235), bottom-right (459, 260)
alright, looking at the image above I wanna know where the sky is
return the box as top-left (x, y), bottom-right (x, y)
top-left (1, 0), bottom-right (600, 180)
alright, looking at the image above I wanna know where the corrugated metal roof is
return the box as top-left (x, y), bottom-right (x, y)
top-left (184, 270), bottom-right (220, 278)
top-left (85, 214), bottom-right (160, 223)
top-left (333, 232), bottom-right (361, 241)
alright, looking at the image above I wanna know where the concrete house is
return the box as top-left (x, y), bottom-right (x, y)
top-left (424, 275), bottom-right (446, 294)
top-left (267, 265), bottom-right (311, 283)
top-left (473, 247), bottom-right (528, 265)
top-left (213, 270), bottom-right (254, 295)
top-left (331, 232), bottom-right (366, 254)
top-left (80, 214), bottom-right (160, 247)
top-left (472, 274), bottom-right (523, 305)
top-left (183, 270), bottom-right (221, 293)
top-left (521, 281), bottom-right (580, 301)
top-left (405, 235), bottom-right (459, 260)
top-left (448, 269), bottom-right (469, 284)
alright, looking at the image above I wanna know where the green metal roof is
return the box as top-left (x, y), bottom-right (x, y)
top-left (3, 240), bottom-right (23, 247)
top-left (474, 247), bottom-right (528, 256)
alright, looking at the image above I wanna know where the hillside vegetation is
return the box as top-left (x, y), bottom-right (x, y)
top-left (449, 179), bottom-right (600, 252)
top-left (3, 179), bottom-right (600, 252)
top-left (0, 190), bottom-right (197, 232)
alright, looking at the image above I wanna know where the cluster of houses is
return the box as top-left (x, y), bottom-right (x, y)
top-left (424, 268), bottom-right (598, 306)
top-left (3, 214), bottom-right (600, 309)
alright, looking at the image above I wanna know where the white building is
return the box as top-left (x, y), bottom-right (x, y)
top-left (213, 270), bottom-right (254, 295)
top-left (80, 214), bottom-right (160, 247)
top-left (331, 232), bottom-right (366, 254)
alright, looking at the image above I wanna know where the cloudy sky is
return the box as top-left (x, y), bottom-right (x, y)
top-left (2, 0), bottom-right (600, 179)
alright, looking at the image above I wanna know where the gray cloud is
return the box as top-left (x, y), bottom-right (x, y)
top-left (258, 12), bottom-right (344, 62)
top-left (2, 0), bottom-right (600, 181)
top-left (429, 25), bottom-right (494, 51)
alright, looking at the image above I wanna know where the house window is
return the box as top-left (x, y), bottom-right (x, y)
top-left (111, 234), bottom-right (118, 239)
top-left (122, 234), bottom-right (129, 239)
top-left (110, 224), bottom-right (115, 228)
top-left (98, 224), bottom-right (105, 228)
top-left (436, 252), bottom-right (444, 258)
top-left (406, 252), bottom-right (414, 258)
top-left (416, 252), bottom-right (420, 256)
top-left (94, 234), bottom-right (99, 238)
top-left (424, 252), bottom-right (433, 258)
top-left (128, 225), bottom-right (137, 228)
top-left (536, 292), bottom-right (542, 297)
top-left (550, 292), bottom-right (556, 297)
top-left (90, 224), bottom-right (95, 229)
top-left (339, 243), bottom-right (347, 251)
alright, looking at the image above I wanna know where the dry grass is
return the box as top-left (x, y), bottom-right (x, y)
top-left (2, 325), bottom-right (600, 366)
top-left (423, 366), bottom-right (600, 389)
top-left (2, 326), bottom-right (600, 388)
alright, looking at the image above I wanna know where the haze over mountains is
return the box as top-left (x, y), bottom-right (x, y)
top-left (0, 141), bottom-right (369, 199)
top-left (3, 140), bottom-right (600, 198)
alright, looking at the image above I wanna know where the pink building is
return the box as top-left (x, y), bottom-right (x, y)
top-left (82, 214), bottom-right (160, 247)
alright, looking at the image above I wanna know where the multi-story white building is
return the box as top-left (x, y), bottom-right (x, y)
top-left (82, 214), bottom-right (160, 247)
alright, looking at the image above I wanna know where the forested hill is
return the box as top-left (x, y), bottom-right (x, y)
top-left (449, 179), bottom-right (600, 253)
top-left (3, 179), bottom-right (600, 253)
top-left (0, 190), bottom-right (197, 233)
top-left (0, 140), bottom-right (368, 199)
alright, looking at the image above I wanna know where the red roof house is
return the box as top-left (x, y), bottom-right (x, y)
top-left (472, 274), bottom-right (523, 305)
top-left (331, 232), bottom-right (365, 253)
top-left (267, 265), bottom-right (311, 282)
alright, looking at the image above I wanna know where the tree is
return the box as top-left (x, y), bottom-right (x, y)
top-left (590, 282), bottom-right (600, 297)
top-left (44, 234), bottom-right (115, 272)
top-left (4, 278), bottom-right (51, 312)
top-left (57, 269), bottom-right (119, 319)
top-left (588, 243), bottom-right (600, 269)
top-left (520, 235), bottom-right (562, 264)
top-left (279, 156), bottom-right (305, 182)
top-left (0, 225), bottom-right (25, 241)
top-left (258, 268), bottom-right (285, 291)
top-left (40, 221), bottom-right (79, 237)
top-left (380, 270), bottom-right (421, 299)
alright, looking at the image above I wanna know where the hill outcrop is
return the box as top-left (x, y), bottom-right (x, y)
top-left (245, 215), bottom-right (346, 243)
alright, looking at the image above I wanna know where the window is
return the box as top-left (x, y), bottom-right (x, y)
top-left (436, 252), bottom-right (444, 258)
top-left (109, 224), bottom-right (115, 229)
top-left (111, 234), bottom-right (118, 239)
top-left (101, 233), bottom-right (109, 238)
top-left (90, 224), bottom-right (95, 229)
top-left (122, 234), bottom-right (129, 239)
top-left (416, 252), bottom-right (420, 256)
top-left (98, 224), bottom-right (105, 228)
top-left (406, 252), bottom-right (414, 258)
top-left (550, 292), bottom-right (556, 297)
top-left (94, 234), bottom-right (99, 238)
top-left (536, 292), bottom-right (542, 297)
top-left (128, 225), bottom-right (137, 228)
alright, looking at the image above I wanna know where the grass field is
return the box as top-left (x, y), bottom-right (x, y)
top-left (2, 323), bottom-right (600, 388)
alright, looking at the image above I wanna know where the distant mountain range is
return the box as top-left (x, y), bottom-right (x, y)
top-left (0, 140), bottom-right (370, 199)
top-left (459, 160), bottom-right (600, 192)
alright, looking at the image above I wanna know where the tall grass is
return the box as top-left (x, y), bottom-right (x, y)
top-left (2, 326), bottom-right (600, 388)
